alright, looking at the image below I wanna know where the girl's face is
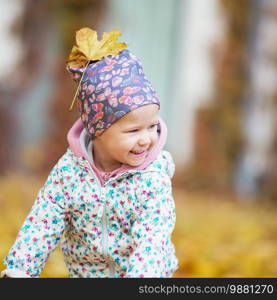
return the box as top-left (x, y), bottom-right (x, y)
top-left (93, 104), bottom-right (159, 172)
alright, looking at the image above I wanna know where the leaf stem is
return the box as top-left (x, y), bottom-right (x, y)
top-left (69, 60), bottom-right (90, 111)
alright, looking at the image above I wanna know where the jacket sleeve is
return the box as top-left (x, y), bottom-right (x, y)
top-left (126, 171), bottom-right (178, 278)
top-left (1, 161), bottom-right (69, 278)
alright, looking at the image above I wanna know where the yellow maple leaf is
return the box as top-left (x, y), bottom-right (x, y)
top-left (67, 27), bottom-right (128, 68)
top-left (67, 28), bottom-right (128, 111)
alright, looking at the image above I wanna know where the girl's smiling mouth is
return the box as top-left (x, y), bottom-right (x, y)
top-left (130, 150), bottom-right (147, 157)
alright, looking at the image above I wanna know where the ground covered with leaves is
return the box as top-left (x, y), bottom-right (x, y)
top-left (1, 173), bottom-right (276, 277)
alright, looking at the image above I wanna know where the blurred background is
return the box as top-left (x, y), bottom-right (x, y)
top-left (0, 0), bottom-right (277, 277)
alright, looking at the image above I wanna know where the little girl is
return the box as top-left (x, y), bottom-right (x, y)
top-left (1, 29), bottom-right (178, 278)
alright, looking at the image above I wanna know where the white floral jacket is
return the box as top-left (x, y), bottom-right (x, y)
top-left (1, 118), bottom-right (178, 278)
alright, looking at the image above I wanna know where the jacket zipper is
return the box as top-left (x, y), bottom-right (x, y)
top-left (102, 203), bottom-right (108, 258)
top-left (84, 161), bottom-right (114, 277)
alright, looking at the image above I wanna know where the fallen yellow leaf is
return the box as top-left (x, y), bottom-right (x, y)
top-left (67, 27), bottom-right (128, 68)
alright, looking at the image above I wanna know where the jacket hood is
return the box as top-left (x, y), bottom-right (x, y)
top-left (67, 117), bottom-right (168, 185)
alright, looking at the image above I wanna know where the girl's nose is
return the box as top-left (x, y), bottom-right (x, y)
top-left (138, 132), bottom-right (151, 146)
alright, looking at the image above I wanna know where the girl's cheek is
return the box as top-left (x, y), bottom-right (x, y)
top-left (152, 132), bottom-right (158, 144)
top-left (120, 135), bottom-right (135, 148)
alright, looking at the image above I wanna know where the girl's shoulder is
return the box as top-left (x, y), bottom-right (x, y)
top-left (131, 150), bottom-right (175, 196)
top-left (144, 150), bottom-right (175, 179)
top-left (47, 148), bottom-right (80, 178)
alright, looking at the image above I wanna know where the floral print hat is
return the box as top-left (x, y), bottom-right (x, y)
top-left (66, 28), bottom-right (160, 139)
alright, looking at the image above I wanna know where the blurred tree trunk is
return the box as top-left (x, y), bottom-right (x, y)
top-left (185, 0), bottom-right (277, 203)
top-left (0, 0), bottom-right (107, 175)
top-left (0, 0), bottom-right (53, 174)
top-left (0, 91), bottom-right (15, 174)
top-left (183, 0), bottom-right (252, 193)
top-left (38, 0), bottom-right (108, 175)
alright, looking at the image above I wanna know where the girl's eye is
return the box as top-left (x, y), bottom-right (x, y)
top-left (126, 124), bottom-right (158, 133)
top-left (149, 124), bottom-right (158, 129)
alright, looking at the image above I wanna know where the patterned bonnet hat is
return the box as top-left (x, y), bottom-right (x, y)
top-left (67, 28), bottom-right (160, 139)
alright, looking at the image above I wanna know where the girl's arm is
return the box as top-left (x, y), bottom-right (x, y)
top-left (1, 162), bottom-right (69, 278)
top-left (126, 172), bottom-right (178, 278)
